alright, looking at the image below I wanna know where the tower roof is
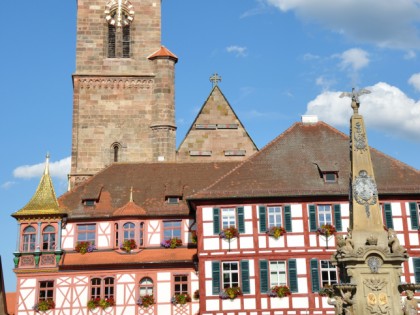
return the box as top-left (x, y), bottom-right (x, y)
top-left (12, 155), bottom-right (63, 218)
top-left (148, 46), bottom-right (178, 62)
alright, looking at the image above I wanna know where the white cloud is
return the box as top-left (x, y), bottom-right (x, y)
top-left (13, 156), bottom-right (71, 180)
top-left (408, 73), bottom-right (420, 92)
top-left (339, 48), bottom-right (370, 71)
top-left (1, 181), bottom-right (16, 189)
top-left (404, 50), bottom-right (416, 60)
top-left (265, 0), bottom-right (420, 50)
top-left (316, 75), bottom-right (336, 90)
top-left (226, 45), bottom-right (248, 57)
top-left (305, 82), bottom-right (420, 141)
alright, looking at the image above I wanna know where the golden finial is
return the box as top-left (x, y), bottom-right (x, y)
top-left (44, 153), bottom-right (50, 175)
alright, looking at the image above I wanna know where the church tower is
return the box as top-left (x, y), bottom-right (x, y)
top-left (70, 0), bottom-right (177, 187)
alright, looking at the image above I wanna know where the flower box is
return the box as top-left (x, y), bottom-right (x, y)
top-left (316, 224), bottom-right (336, 237)
top-left (219, 226), bottom-right (239, 240)
top-left (268, 285), bottom-right (291, 298)
top-left (33, 299), bottom-right (55, 312)
top-left (161, 238), bottom-right (182, 249)
top-left (87, 297), bottom-right (115, 310)
top-left (137, 295), bottom-right (155, 308)
top-left (267, 226), bottom-right (286, 239)
top-left (120, 239), bottom-right (137, 252)
top-left (75, 241), bottom-right (96, 254)
top-left (171, 293), bottom-right (191, 305)
top-left (219, 287), bottom-right (242, 300)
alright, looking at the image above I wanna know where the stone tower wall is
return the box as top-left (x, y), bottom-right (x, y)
top-left (70, 0), bottom-right (176, 186)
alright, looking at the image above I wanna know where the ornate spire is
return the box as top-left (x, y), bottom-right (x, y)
top-left (341, 88), bottom-right (383, 235)
top-left (12, 154), bottom-right (61, 218)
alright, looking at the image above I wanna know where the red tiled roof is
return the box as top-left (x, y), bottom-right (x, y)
top-left (148, 46), bottom-right (178, 62)
top-left (59, 162), bottom-right (239, 218)
top-left (113, 201), bottom-right (147, 217)
top-left (60, 248), bottom-right (196, 268)
top-left (6, 292), bottom-right (16, 315)
top-left (192, 122), bottom-right (420, 199)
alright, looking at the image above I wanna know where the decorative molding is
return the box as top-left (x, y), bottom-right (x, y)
top-left (367, 256), bottom-right (382, 273)
top-left (79, 78), bottom-right (154, 90)
top-left (353, 170), bottom-right (378, 217)
top-left (364, 278), bottom-right (387, 291)
top-left (353, 122), bottom-right (367, 152)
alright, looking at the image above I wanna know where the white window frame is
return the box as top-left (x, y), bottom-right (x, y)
top-left (222, 262), bottom-right (239, 288)
top-left (221, 208), bottom-right (236, 229)
top-left (269, 261), bottom-right (287, 287)
top-left (320, 260), bottom-right (337, 286)
top-left (267, 206), bottom-right (282, 228)
top-left (317, 205), bottom-right (332, 226)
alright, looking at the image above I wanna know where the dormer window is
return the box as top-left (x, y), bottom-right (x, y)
top-left (84, 200), bottom-right (96, 207)
top-left (323, 172), bottom-right (338, 183)
top-left (167, 197), bottom-right (180, 204)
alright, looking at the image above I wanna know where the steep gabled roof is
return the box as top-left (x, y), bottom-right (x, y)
top-left (177, 86), bottom-right (258, 162)
top-left (191, 121), bottom-right (420, 200)
top-left (59, 162), bottom-right (239, 218)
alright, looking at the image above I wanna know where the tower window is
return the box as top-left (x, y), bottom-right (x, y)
top-left (122, 27), bottom-right (130, 58)
top-left (113, 145), bottom-right (119, 162)
top-left (108, 25), bottom-right (116, 58)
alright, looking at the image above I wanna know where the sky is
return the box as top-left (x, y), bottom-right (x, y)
top-left (1, 0), bottom-right (420, 292)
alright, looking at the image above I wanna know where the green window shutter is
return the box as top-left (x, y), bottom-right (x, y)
top-left (213, 208), bottom-right (220, 234)
top-left (241, 260), bottom-right (250, 294)
top-left (212, 261), bottom-right (221, 294)
top-left (259, 260), bottom-right (269, 293)
top-left (384, 203), bottom-right (393, 229)
top-left (413, 258), bottom-right (420, 285)
top-left (288, 259), bottom-right (298, 293)
top-left (237, 207), bottom-right (245, 233)
top-left (309, 205), bottom-right (317, 231)
top-left (409, 202), bottom-right (419, 230)
top-left (334, 204), bottom-right (342, 232)
top-left (310, 259), bottom-right (320, 292)
top-left (259, 206), bottom-right (267, 232)
top-left (284, 205), bottom-right (292, 232)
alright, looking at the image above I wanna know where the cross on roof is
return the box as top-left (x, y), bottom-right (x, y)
top-left (210, 73), bottom-right (222, 87)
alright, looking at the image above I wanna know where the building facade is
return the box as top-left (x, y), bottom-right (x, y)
top-left (10, 1), bottom-right (420, 315)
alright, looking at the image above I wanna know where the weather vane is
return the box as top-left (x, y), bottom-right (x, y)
top-left (340, 88), bottom-right (371, 114)
top-left (210, 73), bottom-right (222, 87)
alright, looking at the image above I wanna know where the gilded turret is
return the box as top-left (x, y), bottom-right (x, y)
top-left (12, 154), bottom-right (63, 218)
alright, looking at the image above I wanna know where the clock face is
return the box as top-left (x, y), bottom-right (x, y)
top-left (105, 0), bottom-right (135, 27)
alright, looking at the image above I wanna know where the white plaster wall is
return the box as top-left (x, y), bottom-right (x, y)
top-left (258, 236), bottom-right (267, 249)
top-left (394, 218), bottom-right (404, 232)
top-left (244, 221), bottom-right (253, 234)
top-left (286, 235), bottom-right (305, 247)
top-left (97, 222), bottom-right (111, 248)
top-left (204, 238), bottom-right (220, 250)
top-left (409, 233), bottom-right (419, 246)
top-left (203, 222), bottom-right (214, 237)
top-left (261, 297), bottom-right (268, 309)
top-left (222, 298), bottom-right (241, 310)
top-left (296, 258), bottom-right (307, 275)
top-left (202, 207), bottom-right (214, 221)
top-left (270, 296), bottom-right (289, 308)
top-left (239, 236), bottom-right (254, 249)
top-left (157, 304), bottom-right (171, 315)
top-left (148, 220), bottom-right (160, 245)
top-left (291, 204), bottom-right (302, 218)
top-left (205, 280), bottom-right (213, 297)
top-left (62, 223), bottom-right (75, 249)
top-left (243, 298), bottom-right (256, 309)
top-left (309, 234), bottom-right (317, 247)
top-left (268, 237), bottom-right (285, 248)
top-left (156, 282), bottom-right (171, 303)
top-left (292, 297), bottom-right (309, 309)
top-left (221, 238), bottom-right (238, 250)
top-left (244, 205), bottom-right (252, 219)
top-left (157, 272), bottom-right (170, 281)
top-left (392, 202), bottom-right (402, 216)
top-left (205, 261), bottom-right (212, 278)
top-left (206, 299), bottom-right (220, 311)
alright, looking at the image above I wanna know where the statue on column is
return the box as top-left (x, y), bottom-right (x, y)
top-left (403, 290), bottom-right (420, 315)
top-left (327, 288), bottom-right (354, 315)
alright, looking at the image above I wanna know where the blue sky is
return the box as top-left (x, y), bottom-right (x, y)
top-left (1, 0), bottom-right (420, 291)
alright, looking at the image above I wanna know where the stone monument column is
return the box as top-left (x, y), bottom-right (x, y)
top-left (332, 89), bottom-right (407, 315)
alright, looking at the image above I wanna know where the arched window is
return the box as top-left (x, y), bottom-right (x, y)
top-left (123, 222), bottom-right (135, 241)
top-left (139, 277), bottom-right (153, 296)
top-left (139, 222), bottom-right (144, 247)
top-left (105, 1), bottom-right (134, 58)
top-left (113, 144), bottom-right (119, 162)
top-left (22, 226), bottom-right (36, 252)
top-left (42, 225), bottom-right (56, 251)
